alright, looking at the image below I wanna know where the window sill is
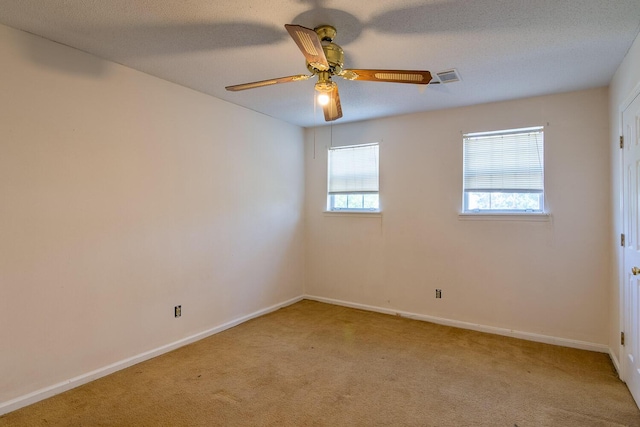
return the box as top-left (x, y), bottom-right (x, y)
top-left (323, 210), bottom-right (382, 218)
top-left (458, 212), bottom-right (551, 221)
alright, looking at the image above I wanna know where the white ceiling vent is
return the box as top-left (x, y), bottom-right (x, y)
top-left (435, 69), bottom-right (461, 83)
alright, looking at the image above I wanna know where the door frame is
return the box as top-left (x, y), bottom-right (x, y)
top-left (619, 82), bottom-right (640, 382)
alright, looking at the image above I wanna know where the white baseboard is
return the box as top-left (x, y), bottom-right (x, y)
top-left (304, 295), bottom-right (610, 354)
top-left (0, 295), bottom-right (303, 416)
top-left (609, 348), bottom-right (622, 377)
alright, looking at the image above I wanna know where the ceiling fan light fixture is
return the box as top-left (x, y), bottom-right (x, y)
top-left (315, 80), bottom-right (335, 105)
top-left (317, 92), bottom-right (331, 105)
top-left (315, 80), bottom-right (336, 92)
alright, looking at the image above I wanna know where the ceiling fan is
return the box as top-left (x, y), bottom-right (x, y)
top-left (225, 24), bottom-right (433, 122)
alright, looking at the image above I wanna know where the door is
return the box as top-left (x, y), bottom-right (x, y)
top-left (622, 92), bottom-right (640, 406)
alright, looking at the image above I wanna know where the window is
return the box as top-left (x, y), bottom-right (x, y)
top-left (328, 143), bottom-right (379, 211)
top-left (463, 126), bottom-right (544, 213)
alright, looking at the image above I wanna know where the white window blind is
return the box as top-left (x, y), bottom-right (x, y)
top-left (463, 127), bottom-right (544, 193)
top-left (328, 143), bottom-right (379, 195)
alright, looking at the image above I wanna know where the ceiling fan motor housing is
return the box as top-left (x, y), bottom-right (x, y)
top-left (306, 26), bottom-right (344, 76)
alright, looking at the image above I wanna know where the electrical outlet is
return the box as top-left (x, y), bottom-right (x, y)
top-left (435, 289), bottom-right (442, 299)
top-left (175, 305), bottom-right (181, 318)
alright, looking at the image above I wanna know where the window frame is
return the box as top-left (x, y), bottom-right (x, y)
top-left (463, 191), bottom-right (545, 214)
top-left (327, 143), bottom-right (380, 213)
top-left (462, 126), bottom-right (546, 215)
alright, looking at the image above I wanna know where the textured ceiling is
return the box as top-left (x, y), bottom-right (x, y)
top-left (1, 0), bottom-right (639, 127)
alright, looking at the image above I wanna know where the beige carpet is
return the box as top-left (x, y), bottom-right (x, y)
top-left (2, 300), bottom-right (639, 426)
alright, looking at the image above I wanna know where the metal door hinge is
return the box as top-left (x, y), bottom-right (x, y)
top-left (622, 331), bottom-right (625, 346)
top-left (620, 135), bottom-right (624, 149)
top-left (621, 233), bottom-right (626, 246)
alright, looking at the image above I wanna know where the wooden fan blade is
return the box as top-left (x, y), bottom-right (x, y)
top-left (341, 69), bottom-right (432, 85)
top-left (285, 24), bottom-right (329, 71)
top-left (323, 85), bottom-right (343, 122)
top-left (225, 74), bottom-right (312, 91)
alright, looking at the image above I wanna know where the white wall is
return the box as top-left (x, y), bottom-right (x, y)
top-left (0, 24), bottom-right (305, 406)
top-left (305, 88), bottom-right (610, 346)
top-left (609, 31), bottom-right (640, 367)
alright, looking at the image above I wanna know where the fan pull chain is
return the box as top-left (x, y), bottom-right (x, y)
top-left (313, 91), bottom-right (318, 159)
top-left (330, 122), bottom-right (333, 147)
